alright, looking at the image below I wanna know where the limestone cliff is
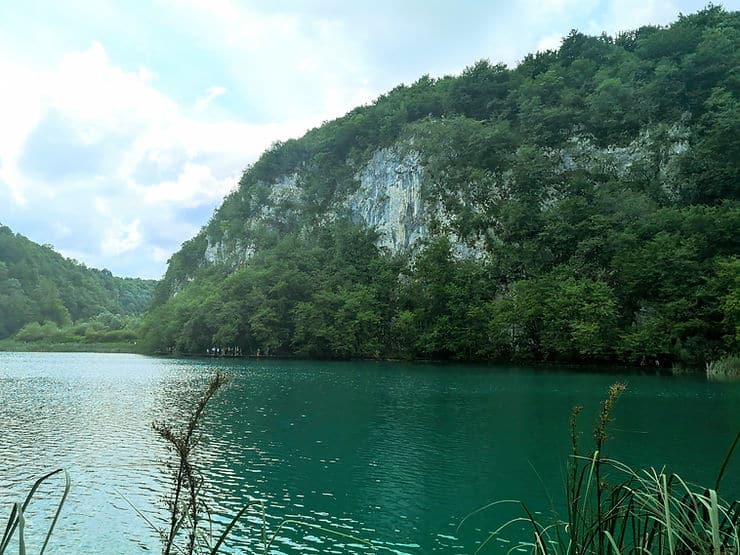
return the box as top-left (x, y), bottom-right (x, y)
top-left (347, 148), bottom-right (427, 253)
top-left (192, 120), bottom-right (690, 279)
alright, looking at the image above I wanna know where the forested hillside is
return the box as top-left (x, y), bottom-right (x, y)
top-left (142, 6), bottom-right (739, 368)
top-left (0, 225), bottom-right (156, 340)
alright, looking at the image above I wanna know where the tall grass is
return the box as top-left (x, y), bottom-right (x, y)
top-left (0, 469), bottom-right (70, 555)
top-left (461, 384), bottom-right (740, 554)
top-left (707, 355), bottom-right (740, 383)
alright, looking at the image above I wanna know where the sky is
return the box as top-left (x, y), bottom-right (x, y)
top-left (0, 0), bottom-right (729, 279)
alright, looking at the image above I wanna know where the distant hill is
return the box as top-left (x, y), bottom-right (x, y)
top-left (143, 6), bottom-right (738, 367)
top-left (0, 225), bottom-right (156, 339)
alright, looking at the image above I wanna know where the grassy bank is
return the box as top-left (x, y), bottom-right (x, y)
top-left (0, 339), bottom-right (144, 354)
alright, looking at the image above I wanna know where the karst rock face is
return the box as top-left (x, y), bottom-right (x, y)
top-left (347, 147), bottom-right (427, 253)
top-left (186, 119), bottom-right (689, 295)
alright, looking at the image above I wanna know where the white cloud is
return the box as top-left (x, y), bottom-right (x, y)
top-left (502, 0), bottom-right (683, 67)
top-left (157, 0), bottom-right (376, 121)
top-left (536, 33), bottom-right (563, 52)
top-left (52, 43), bottom-right (177, 139)
top-left (138, 66), bottom-right (156, 83)
top-left (101, 218), bottom-right (142, 256)
top-left (151, 246), bottom-right (173, 264)
top-left (0, 55), bottom-right (44, 205)
top-left (195, 85), bottom-right (226, 111)
top-left (0, 41), bottom-right (325, 278)
top-left (522, 0), bottom-right (599, 22)
top-left (141, 162), bottom-right (235, 207)
top-left (593, 0), bottom-right (680, 35)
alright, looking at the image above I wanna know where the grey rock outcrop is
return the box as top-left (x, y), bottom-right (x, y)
top-left (347, 148), bottom-right (428, 252)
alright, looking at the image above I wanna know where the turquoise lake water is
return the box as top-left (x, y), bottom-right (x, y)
top-left (1, 352), bottom-right (738, 553)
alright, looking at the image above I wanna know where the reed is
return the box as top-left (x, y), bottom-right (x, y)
top-left (461, 383), bottom-right (740, 554)
top-left (0, 469), bottom-right (70, 555)
top-left (707, 355), bottom-right (740, 383)
top-left (153, 371), bottom-right (230, 555)
top-left (145, 371), bottom-right (374, 554)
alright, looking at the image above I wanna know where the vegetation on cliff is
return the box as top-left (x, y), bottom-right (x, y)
top-left (143, 6), bottom-right (738, 367)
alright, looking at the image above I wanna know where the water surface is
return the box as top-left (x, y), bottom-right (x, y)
top-left (1, 353), bottom-right (738, 553)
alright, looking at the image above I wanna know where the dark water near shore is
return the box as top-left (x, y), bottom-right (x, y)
top-left (1, 352), bottom-right (738, 553)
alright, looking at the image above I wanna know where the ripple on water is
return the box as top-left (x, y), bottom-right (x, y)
top-left (1, 354), bottom-right (739, 554)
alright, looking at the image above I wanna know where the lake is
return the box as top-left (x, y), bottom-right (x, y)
top-left (1, 352), bottom-right (738, 553)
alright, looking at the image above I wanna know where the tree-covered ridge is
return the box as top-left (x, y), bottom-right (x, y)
top-left (144, 6), bottom-right (739, 367)
top-left (0, 225), bottom-right (156, 339)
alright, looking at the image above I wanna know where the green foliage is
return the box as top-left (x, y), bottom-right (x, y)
top-left (491, 269), bottom-right (619, 361)
top-left (0, 226), bottom-right (156, 341)
top-left (15, 321), bottom-right (60, 342)
top-left (145, 7), bottom-right (740, 368)
top-left (681, 87), bottom-right (740, 204)
top-left (8, 310), bottom-right (143, 349)
top-left (393, 237), bottom-right (497, 359)
top-left (142, 222), bottom-right (398, 358)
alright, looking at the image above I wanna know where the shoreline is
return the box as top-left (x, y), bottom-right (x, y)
top-left (0, 342), bottom-right (713, 376)
top-left (0, 339), bottom-right (145, 354)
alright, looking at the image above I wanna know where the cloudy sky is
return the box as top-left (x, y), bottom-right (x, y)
top-left (0, 0), bottom-right (723, 279)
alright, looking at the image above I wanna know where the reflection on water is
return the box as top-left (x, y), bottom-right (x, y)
top-left (0, 353), bottom-right (738, 553)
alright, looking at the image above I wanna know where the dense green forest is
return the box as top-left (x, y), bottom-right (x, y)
top-left (0, 225), bottom-right (156, 345)
top-left (143, 6), bottom-right (738, 368)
